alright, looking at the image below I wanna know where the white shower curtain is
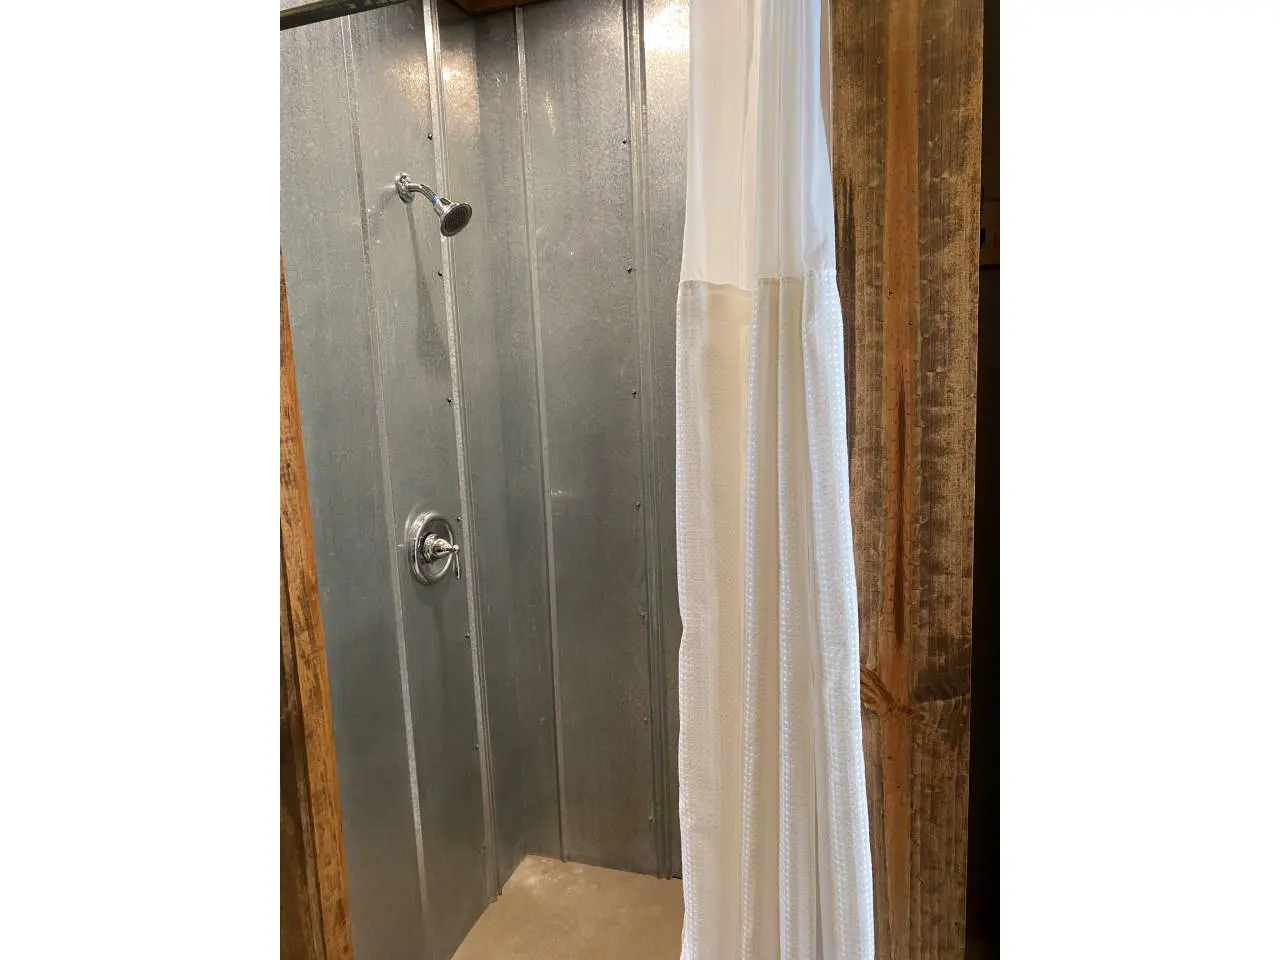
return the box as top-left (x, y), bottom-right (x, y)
top-left (675, 0), bottom-right (875, 956)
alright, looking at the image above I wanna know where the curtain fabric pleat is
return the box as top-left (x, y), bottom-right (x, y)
top-left (675, 0), bottom-right (875, 956)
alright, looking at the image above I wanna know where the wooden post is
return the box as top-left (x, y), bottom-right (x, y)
top-left (281, 259), bottom-right (354, 960)
top-left (832, 1), bottom-right (983, 957)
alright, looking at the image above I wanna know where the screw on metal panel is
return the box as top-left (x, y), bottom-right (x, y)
top-left (465, 633), bottom-right (471, 639)
top-left (622, 137), bottom-right (629, 144)
top-left (631, 389), bottom-right (638, 397)
top-left (634, 500), bottom-right (642, 509)
top-left (639, 611), bottom-right (648, 621)
top-left (427, 132), bottom-right (434, 140)
top-left (437, 269), bottom-right (444, 277)
top-left (642, 716), bottom-right (649, 724)
top-left (446, 397), bottom-right (453, 403)
top-left (626, 264), bottom-right (635, 273)
top-left (456, 516), bottom-right (463, 522)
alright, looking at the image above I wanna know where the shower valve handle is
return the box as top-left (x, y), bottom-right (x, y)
top-left (421, 534), bottom-right (460, 564)
top-left (406, 511), bottom-right (461, 584)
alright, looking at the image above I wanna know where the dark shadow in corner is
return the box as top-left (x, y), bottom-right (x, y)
top-left (966, 0), bottom-right (999, 956)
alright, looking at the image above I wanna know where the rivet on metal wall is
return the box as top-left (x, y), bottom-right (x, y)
top-left (447, 397), bottom-right (453, 404)
top-left (626, 264), bottom-right (635, 273)
top-left (634, 500), bottom-right (642, 510)
top-left (427, 132), bottom-right (434, 140)
top-left (437, 269), bottom-right (444, 277)
top-left (631, 389), bottom-right (638, 397)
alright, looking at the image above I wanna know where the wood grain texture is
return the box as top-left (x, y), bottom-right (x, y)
top-left (281, 259), bottom-right (354, 960)
top-left (283, 569), bottom-right (325, 960)
top-left (832, 2), bottom-right (983, 958)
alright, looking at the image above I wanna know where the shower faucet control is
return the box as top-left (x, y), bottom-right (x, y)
top-left (421, 534), bottom-right (458, 562)
top-left (406, 510), bottom-right (461, 584)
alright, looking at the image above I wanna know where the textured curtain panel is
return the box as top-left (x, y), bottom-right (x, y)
top-left (675, 0), bottom-right (875, 957)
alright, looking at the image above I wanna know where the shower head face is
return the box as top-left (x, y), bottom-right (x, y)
top-left (437, 200), bottom-right (473, 237)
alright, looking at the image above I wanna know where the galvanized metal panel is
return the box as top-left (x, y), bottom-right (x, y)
top-left (520, 0), bottom-right (657, 875)
top-left (345, 4), bottom-right (488, 955)
top-left (280, 19), bottom-right (428, 960)
top-left (424, 0), bottom-right (500, 903)
top-left (641, 0), bottom-right (689, 878)
top-left (442, 5), bottom-right (563, 886)
top-left (623, 0), bottom-right (666, 878)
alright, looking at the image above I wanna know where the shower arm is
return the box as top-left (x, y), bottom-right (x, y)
top-left (393, 171), bottom-right (472, 237)
top-left (395, 173), bottom-right (440, 205)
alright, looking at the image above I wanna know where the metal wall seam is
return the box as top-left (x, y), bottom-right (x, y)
top-left (514, 4), bottom-right (569, 863)
top-left (339, 12), bottom-right (434, 945)
top-left (623, 0), bottom-right (671, 878)
top-left (421, 0), bottom-right (499, 901)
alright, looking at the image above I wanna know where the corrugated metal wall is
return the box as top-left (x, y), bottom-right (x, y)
top-left (282, 19), bottom-right (435, 959)
top-left (437, 2), bottom-right (561, 885)
top-left (641, 0), bottom-right (691, 878)
top-left (282, 1), bottom-right (688, 953)
top-left (445, 0), bottom-right (688, 882)
top-left (282, 5), bottom-right (493, 958)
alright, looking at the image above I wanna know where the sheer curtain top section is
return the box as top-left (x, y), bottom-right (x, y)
top-left (680, 0), bottom-right (835, 288)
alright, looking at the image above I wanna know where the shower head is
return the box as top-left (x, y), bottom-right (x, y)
top-left (435, 197), bottom-right (473, 237)
top-left (394, 173), bottom-right (473, 237)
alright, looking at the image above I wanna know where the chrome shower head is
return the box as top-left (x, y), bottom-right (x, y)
top-left (394, 173), bottom-right (473, 237)
top-left (434, 197), bottom-right (473, 237)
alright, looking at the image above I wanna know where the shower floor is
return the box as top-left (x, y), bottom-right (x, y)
top-left (453, 855), bottom-right (683, 960)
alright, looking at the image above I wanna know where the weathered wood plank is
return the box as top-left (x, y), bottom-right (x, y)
top-left (283, 567), bottom-right (325, 960)
top-left (833, 1), bottom-right (982, 957)
top-left (878, 1), bottom-right (923, 955)
top-left (915, 0), bottom-right (981, 702)
top-left (281, 260), bottom-right (354, 960)
top-left (912, 697), bottom-right (972, 956)
top-left (833, 0), bottom-right (892, 948)
top-left (911, 2), bottom-right (982, 951)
